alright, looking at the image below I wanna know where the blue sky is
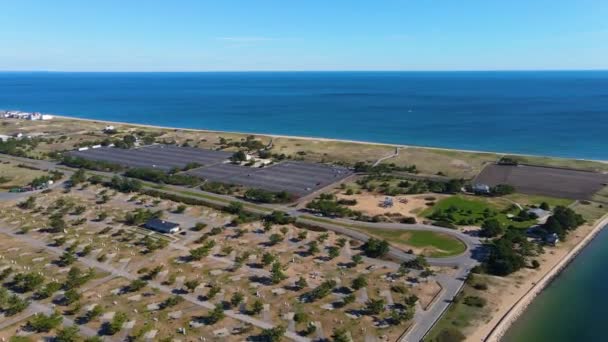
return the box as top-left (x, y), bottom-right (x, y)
top-left (1, 0), bottom-right (607, 71)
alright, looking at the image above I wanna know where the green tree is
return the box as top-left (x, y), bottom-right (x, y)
top-left (250, 299), bottom-right (264, 315)
top-left (479, 219), bottom-right (503, 238)
top-left (230, 292), bottom-right (244, 308)
top-left (55, 325), bottom-right (80, 342)
top-left (207, 304), bottom-right (225, 324)
top-left (351, 276), bottom-right (367, 290)
top-left (184, 279), bottom-right (201, 293)
top-left (365, 298), bottom-right (386, 315)
top-left (270, 261), bottom-right (287, 284)
top-left (260, 325), bottom-right (286, 342)
top-left (28, 311), bottom-right (63, 332)
top-left (332, 328), bottom-right (351, 342)
top-left (362, 238), bottom-right (390, 258)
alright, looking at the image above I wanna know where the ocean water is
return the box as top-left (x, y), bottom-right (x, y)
top-left (502, 225), bottom-right (608, 342)
top-left (0, 71), bottom-right (607, 159)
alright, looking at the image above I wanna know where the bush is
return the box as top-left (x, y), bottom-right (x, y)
top-left (463, 295), bottom-right (486, 308)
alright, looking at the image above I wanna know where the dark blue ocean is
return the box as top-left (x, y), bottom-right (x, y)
top-left (1, 71), bottom-right (607, 159)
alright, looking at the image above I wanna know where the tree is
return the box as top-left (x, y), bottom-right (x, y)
top-left (491, 184), bottom-right (515, 196)
top-left (126, 279), bottom-right (147, 293)
top-left (207, 284), bottom-right (221, 299)
top-left (365, 298), bottom-right (386, 315)
top-left (11, 272), bottom-right (45, 293)
top-left (270, 261), bottom-right (287, 284)
top-left (404, 294), bottom-right (419, 307)
top-left (400, 255), bottom-right (429, 271)
top-left (62, 288), bottom-right (81, 305)
top-left (268, 233), bottom-right (284, 246)
top-left (260, 325), bottom-right (286, 342)
top-left (230, 150), bottom-right (248, 163)
top-left (295, 276), bottom-right (308, 290)
top-left (361, 238), bottom-right (390, 258)
top-left (85, 305), bottom-right (103, 322)
top-left (262, 252), bottom-right (275, 266)
top-left (480, 219), bottom-right (503, 238)
top-left (327, 246), bottom-right (340, 259)
top-left (351, 254), bottom-right (363, 265)
top-left (332, 328), bottom-right (351, 342)
top-left (342, 294), bottom-right (355, 305)
top-left (184, 279), bottom-right (201, 293)
top-left (539, 202), bottom-right (550, 210)
top-left (207, 304), bottom-right (225, 324)
top-left (104, 312), bottom-right (127, 335)
top-left (351, 276), bottom-right (368, 290)
top-left (55, 325), bottom-right (80, 342)
top-left (250, 299), bottom-right (264, 315)
top-left (28, 311), bottom-right (63, 332)
top-left (57, 251), bottom-right (76, 267)
top-left (69, 169), bottom-right (87, 186)
top-left (3, 294), bottom-right (30, 316)
top-left (307, 241), bottom-right (320, 255)
top-left (230, 292), bottom-right (244, 308)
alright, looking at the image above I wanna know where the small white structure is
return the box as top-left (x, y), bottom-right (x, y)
top-left (103, 125), bottom-right (116, 133)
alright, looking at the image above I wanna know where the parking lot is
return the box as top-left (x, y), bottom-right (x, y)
top-left (188, 161), bottom-right (353, 196)
top-left (67, 145), bottom-right (232, 171)
top-left (68, 145), bottom-right (353, 197)
top-left (475, 164), bottom-right (608, 200)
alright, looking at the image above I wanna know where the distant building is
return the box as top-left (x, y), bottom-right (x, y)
top-left (144, 218), bottom-right (181, 234)
top-left (472, 183), bottom-right (491, 194)
top-left (103, 125), bottom-right (116, 133)
top-left (527, 208), bottom-right (552, 224)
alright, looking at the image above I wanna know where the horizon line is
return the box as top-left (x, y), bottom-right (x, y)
top-left (1, 69), bottom-right (608, 73)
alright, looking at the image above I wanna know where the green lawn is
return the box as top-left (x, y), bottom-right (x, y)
top-left (358, 228), bottom-right (467, 258)
top-left (422, 195), bottom-right (536, 229)
top-left (504, 193), bottom-right (573, 208)
top-left (300, 215), bottom-right (467, 257)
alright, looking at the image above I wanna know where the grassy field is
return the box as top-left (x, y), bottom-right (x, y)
top-left (0, 161), bottom-right (47, 189)
top-left (570, 201), bottom-right (607, 222)
top-left (424, 275), bottom-right (496, 341)
top-left (592, 185), bottom-right (608, 204)
top-left (508, 154), bottom-right (608, 173)
top-left (504, 193), bottom-right (573, 207)
top-left (380, 147), bottom-right (499, 179)
top-left (349, 225), bottom-right (467, 257)
top-left (422, 195), bottom-right (536, 229)
top-left (300, 215), bottom-right (467, 257)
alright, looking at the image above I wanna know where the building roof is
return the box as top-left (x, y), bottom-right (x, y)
top-left (145, 218), bottom-right (180, 232)
top-left (528, 208), bottom-right (551, 219)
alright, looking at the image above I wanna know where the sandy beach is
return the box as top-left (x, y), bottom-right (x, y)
top-left (469, 214), bottom-right (608, 342)
top-left (52, 115), bottom-right (608, 165)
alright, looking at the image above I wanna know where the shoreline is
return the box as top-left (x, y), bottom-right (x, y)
top-left (483, 214), bottom-right (608, 342)
top-left (51, 114), bottom-right (608, 164)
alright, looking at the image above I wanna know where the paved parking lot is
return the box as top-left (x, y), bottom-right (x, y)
top-left (67, 145), bottom-right (231, 171)
top-left (67, 145), bottom-right (352, 197)
top-left (188, 161), bottom-right (353, 196)
top-left (475, 164), bottom-right (608, 199)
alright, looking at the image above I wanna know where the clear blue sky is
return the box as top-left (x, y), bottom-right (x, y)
top-left (1, 0), bottom-right (607, 71)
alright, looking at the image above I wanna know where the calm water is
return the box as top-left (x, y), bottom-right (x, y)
top-left (502, 225), bottom-right (608, 341)
top-left (1, 71), bottom-right (608, 159)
